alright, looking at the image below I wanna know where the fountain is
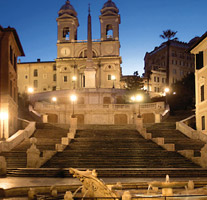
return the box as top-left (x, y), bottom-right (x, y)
top-left (69, 168), bottom-right (118, 199)
top-left (148, 175), bottom-right (187, 196)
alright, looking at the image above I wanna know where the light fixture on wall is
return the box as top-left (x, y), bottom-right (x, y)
top-left (0, 112), bottom-right (8, 140)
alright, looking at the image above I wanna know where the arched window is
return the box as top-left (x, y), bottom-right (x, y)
top-left (63, 27), bottom-right (70, 40)
top-left (106, 24), bottom-right (113, 39)
top-left (79, 50), bottom-right (97, 58)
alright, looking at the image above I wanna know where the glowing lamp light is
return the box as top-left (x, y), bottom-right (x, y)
top-left (72, 76), bottom-right (77, 81)
top-left (28, 87), bottom-right (34, 93)
top-left (52, 97), bottom-right (57, 102)
top-left (111, 75), bottom-right (116, 81)
top-left (131, 96), bottom-right (136, 101)
top-left (70, 94), bottom-right (77, 102)
top-left (164, 87), bottom-right (170, 93)
top-left (136, 94), bottom-right (143, 102)
top-left (0, 112), bottom-right (8, 120)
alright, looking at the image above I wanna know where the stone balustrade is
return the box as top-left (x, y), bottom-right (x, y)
top-left (0, 119), bottom-right (36, 152)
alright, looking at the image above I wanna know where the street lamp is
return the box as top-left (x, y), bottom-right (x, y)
top-left (164, 87), bottom-right (170, 107)
top-left (28, 87), bottom-right (34, 94)
top-left (70, 94), bottom-right (77, 118)
top-left (111, 75), bottom-right (116, 88)
top-left (0, 112), bottom-right (8, 140)
top-left (52, 97), bottom-right (57, 103)
top-left (72, 76), bottom-right (77, 89)
top-left (131, 94), bottom-right (143, 118)
top-left (27, 87), bottom-right (34, 102)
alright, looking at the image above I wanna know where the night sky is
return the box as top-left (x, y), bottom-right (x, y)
top-left (1, 0), bottom-right (206, 75)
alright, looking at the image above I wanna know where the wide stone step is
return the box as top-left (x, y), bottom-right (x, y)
top-left (7, 168), bottom-right (207, 178)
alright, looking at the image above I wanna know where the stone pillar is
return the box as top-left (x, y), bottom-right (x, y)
top-left (27, 138), bottom-right (40, 168)
top-left (0, 156), bottom-right (7, 176)
top-left (28, 188), bottom-right (37, 200)
top-left (135, 117), bottom-right (143, 130)
top-left (122, 191), bottom-right (132, 200)
top-left (69, 117), bottom-right (77, 134)
top-left (42, 115), bottom-right (48, 123)
top-left (155, 113), bottom-right (161, 123)
top-left (162, 188), bottom-right (173, 196)
top-left (84, 68), bottom-right (96, 88)
top-left (200, 144), bottom-right (207, 167)
top-left (64, 191), bottom-right (73, 200)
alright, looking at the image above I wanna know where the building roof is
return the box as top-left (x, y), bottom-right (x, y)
top-left (188, 32), bottom-right (207, 52)
top-left (2, 26), bottom-right (25, 56)
top-left (146, 40), bottom-right (192, 57)
top-left (58, 0), bottom-right (77, 17)
top-left (101, 0), bottom-right (119, 14)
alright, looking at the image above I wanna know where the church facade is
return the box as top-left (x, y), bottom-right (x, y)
top-left (17, 0), bottom-right (122, 94)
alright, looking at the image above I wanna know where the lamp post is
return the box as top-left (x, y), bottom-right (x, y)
top-left (27, 87), bottom-right (34, 102)
top-left (164, 87), bottom-right (170, 107)
top-left (131, 94), bottom-right (143, 118)
top-left (0, 112), bottom-right (8, 140)
top-left (72, 76), bottom-right (77, 89)
top-left (111, 75), bottom-right (116, 88)
top-left (70, 94), bottom-right (77, 118)
top-left (52, 97), bottom-right (57, 104)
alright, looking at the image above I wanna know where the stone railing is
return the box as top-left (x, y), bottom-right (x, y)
top-left (176, 115), bottom-right (207, 143)
top-left (0, 119), bottom-right (36, 152)
top-left (176, 115), bottom-right (198, 139)
top-left (35, 102), bottom-right (165, 112)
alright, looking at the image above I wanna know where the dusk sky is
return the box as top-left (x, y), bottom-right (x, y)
top-left (1, 0), bottom-right (206, 75)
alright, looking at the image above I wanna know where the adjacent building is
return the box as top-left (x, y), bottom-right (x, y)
top-left (17, 0), bottom-right (122, 94)
top-left (0, 26), bottom-right (24, 139)
top-left (190, 32), bottom-right (207, 133)
top-left (144, 39), bottom-right (196, 97)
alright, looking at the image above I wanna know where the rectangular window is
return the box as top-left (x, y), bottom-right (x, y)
top-left (180, 70), bottom-right (184, 76)
top-left (202, 116), bottom-right (205, 130)
top-left (64, 76), bottom-right (67, 82)
top-left (196, 51), bottom-right (204, 70)
top-left (162, 78), bottom-right (165, 83)
top-left (14, 54), bottom-right (17, 71)
top-left (201, 85), bottom-right (204, 102)
top-left (10, 80), bottom-right (12, 97)
top-left (108, 75), bottom-right (111, 80)
top-left (53, 74), bottom-right (56, 81)
top-left (154, 87), bottom-right (156, 92)
top-left (154, 76), bottom-right (156, 82)
top-left (53, 65), bottom-right (56, 71)
top-left (83, 75), bottom-right (85, 88)
top-left (10, 46), bottom-right (13, 64)
top-left (34, 80), bottom-right (38, 88)
top-left (173, 69), bottom-right (177, 74)
top-left (34, 69), bottom-right (38, 77)
top-left (157, 77), bottom-right (160, 82)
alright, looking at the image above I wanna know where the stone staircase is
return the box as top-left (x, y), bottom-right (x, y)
top-left (42, 127), bottom-right (199, 169)
top-left (0, 123), bottom-right (68, 168)
top-left (147, 113), bottom-right (205, 157)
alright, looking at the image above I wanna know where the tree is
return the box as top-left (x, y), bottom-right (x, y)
top-left (160, 29), bottom-right (178, 85)
top-left (125, 71), bottom-right (143, 92)
top-left (168, 73), bottom-right (195, 110)
top-left (124, 71), bottom-right (150, 103)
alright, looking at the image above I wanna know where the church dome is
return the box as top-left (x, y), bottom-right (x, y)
top-left (101, 0), bottom-right (119, 14)
top-left (58, 0), bottom-right (77, 17)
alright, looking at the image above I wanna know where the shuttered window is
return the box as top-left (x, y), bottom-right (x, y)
top-left (196, 51), bottom-right (204, 70)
